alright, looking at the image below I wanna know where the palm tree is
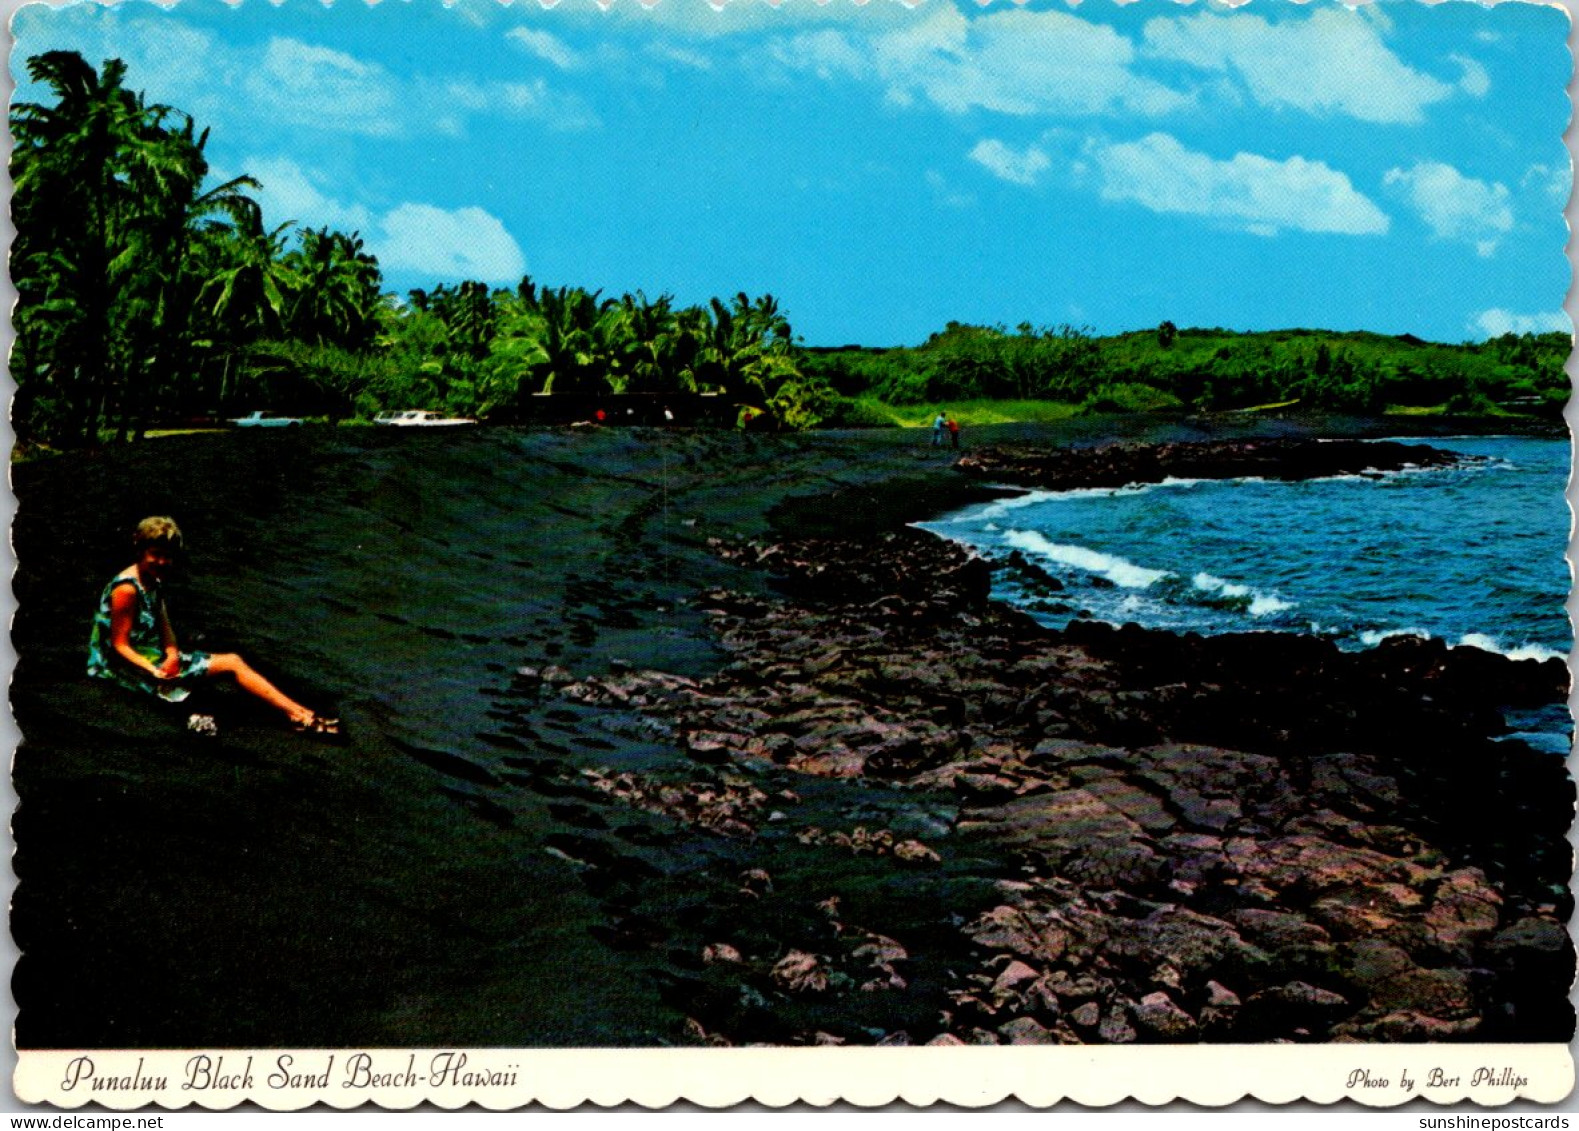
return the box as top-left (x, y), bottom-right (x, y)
top-left (614, 291), bottom-right (706, 395)
top-left (530, 286), bottom-right (610, 394)
top-left (734, 291), bottom-right (791, 348)
top-left (109, 111), bottom-right (273, 437)
top-left (283, 227), bottom-right (383, 350)
top-left (12, 51), bottom-right (153, 442)
top-left (683, 292), bottom-right (829, 428)
top-left (200, 203), bottom-right (296, 339)
top-left (11, 51), bottom-right (271, 442)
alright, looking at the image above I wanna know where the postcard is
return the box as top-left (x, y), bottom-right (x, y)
top-left (8, 0), bottom-right (1574, 1110)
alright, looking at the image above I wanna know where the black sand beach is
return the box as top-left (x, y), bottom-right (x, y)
top-left (12, 417), bottom-right (1572, 1048)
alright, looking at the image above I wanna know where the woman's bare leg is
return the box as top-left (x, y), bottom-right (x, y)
top-left (207, 652), bottom-right (317, 725)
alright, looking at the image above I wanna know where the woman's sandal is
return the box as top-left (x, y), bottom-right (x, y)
top-left (186, 713), bottom-right (219, 738)
top-left (293, 713), bottom-right (342, 738)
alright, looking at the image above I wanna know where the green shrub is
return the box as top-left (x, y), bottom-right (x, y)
top-left (1079, 383), bottom-right (1183, 414)
top-left (1444, 387), bottom-right (1500, 415)
top-left (822, 396), bottom-right (903, 428)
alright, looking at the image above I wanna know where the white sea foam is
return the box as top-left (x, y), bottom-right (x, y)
top-left (972, 490), bottom-right (1065, 516)
top-left (1003, 529), bottom-right (1168, 589)
top-left (1456, 633), bottom-right (1569, 663)
top-left (1359, 628), bottom-right (1430, 646)
top-left (929, 490), bottom-right (1062, 527)
top-left (1193, 572), bottom-right (1250, 599)
top-left (1033, 484), bottom-right (1156, 503)
top-left (1157, 477), bottom-right (1210, 489)
top-left (1351, 628), bottom-right (1568, 662)
top-left (1192, 572), bottom-right (1292, 616)
top-left (972, 481), bottom-right (1187, 520)
top-left (1365, 434), bottom-right (1490, 443)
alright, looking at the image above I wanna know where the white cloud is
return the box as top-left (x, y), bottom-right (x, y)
top-left (13, 14), bottom-right (233, 123)
top-left (241, 38), bottom-right (402, 137)
top-left (767, 28), bottom-right (867, 82)
top-left (925, 170), bottom-right (975, 210)
top-left (1141, 8), bottom-right (1452, 124)
top-left (1449, 53), bottom-right (1490, 98)
top-left (1092, 132), bottom-right (1390, 237)
top-left (1383, 161), bottom-right (1512, 256)
top-left (375, 204), bottom-right (527, 282)
top-left (110, 18), bottom-right (233, 120)
top-left (1522, 163), bottom-right (1571, 207)
top-left (506, 28), bottom-right (583, 70)
top-left (764, 5), bottom-right (1190, 118)
top-left (646, 43), bottom-right (714, 71)
top-left (440, 78), bottom-right (600, 132)
top-left (875, 7), bottom-right (1191, 117)
top-left (243, 156), bottom-right (375, 234)
top-left (552, 0), bottom-right (921, 41)
top-left (969, 139), bottom-right (1051, 186)
top-left (1469, 309), bottom-right (1570, 338)
top-left (21, 17), bottom-right (596, 143)
top-left (240, 158), bottom-right (527, 284)
top-left (239, 39), bottom-right (597, 138)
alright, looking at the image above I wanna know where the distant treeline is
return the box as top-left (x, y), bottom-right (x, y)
top-left (10, 51), bottom-right (1568, 452)
top-left (803, 320), bottom-right (1571, 423)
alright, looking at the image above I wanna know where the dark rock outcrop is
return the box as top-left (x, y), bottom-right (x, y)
top-left (956, 438), bottom-right (1469, 492)
top-left (555, 523), bottom-right (1572, 1045)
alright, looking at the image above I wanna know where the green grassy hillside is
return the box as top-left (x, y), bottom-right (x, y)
top-left (803, 322), bottom-right (1570, 424)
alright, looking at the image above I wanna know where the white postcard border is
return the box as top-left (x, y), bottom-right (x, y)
top-left (13, 1044), bottom-right (1574, 1110)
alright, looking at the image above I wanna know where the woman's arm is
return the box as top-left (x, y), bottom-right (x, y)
top-left (154, 593), bottom-right (182, 678)
top-left (107, 583), bottom-right (174, 681)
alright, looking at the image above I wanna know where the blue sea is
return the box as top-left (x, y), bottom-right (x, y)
top-left (920, 435), bottom-right (1572, 747)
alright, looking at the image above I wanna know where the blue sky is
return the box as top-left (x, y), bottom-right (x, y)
top-left (11, 0), bottom-right (1572, 347)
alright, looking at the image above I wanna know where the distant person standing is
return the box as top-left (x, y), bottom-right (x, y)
top-left (947, 416), bottom-right (961, 450)
top-left (932, 411), bottom-right (947, 447)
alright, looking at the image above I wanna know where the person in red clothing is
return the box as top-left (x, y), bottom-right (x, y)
top-left (946, 416), bottom-right (961, 450)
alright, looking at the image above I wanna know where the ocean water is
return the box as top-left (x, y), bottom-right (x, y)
top-left (920, 435), bottom-right (1573, 664)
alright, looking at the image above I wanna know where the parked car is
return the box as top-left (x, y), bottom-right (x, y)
top-left (230, 411), bottom-right (304, 428)
top-left (374, 410), bottom-right (477, 427)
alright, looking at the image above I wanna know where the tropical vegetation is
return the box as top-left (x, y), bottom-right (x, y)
top-left (805, 321), bottom-right (1570, 424)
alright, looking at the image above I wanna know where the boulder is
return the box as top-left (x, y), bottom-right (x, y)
top-left (998, 1016), bottom-right (1058, 1045)
top-left (964, 904), bottom-right (1070, 964)
top-left (1134, 991), bottom-right (1198, 1041)
top-left (1421, 868), bottom-right (1502, 961)
top-left (771, 950), bottom-right (829, 994)
top-left (1098, 1003), bottom-right (1138, 1044)
top-left (1238, 981), bottom-right (1349, 1039)
top-left (1367, 967), bottom-right (1475, 1020)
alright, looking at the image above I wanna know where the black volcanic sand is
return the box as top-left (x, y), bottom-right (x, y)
top-left (12, 416), bottom-right (1573, 1048)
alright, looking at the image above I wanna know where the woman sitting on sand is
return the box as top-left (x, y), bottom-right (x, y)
top-left (87, 516), bottom-right (339, 735)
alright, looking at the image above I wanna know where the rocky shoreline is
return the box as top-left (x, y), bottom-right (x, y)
top-left (954, 437), bottom-right (1468, 491)
top-left (533, 441), bottom-right (1571, 1046)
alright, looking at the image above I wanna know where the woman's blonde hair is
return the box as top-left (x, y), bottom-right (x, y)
top-left (131, 516), bottom-right (183, 553)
